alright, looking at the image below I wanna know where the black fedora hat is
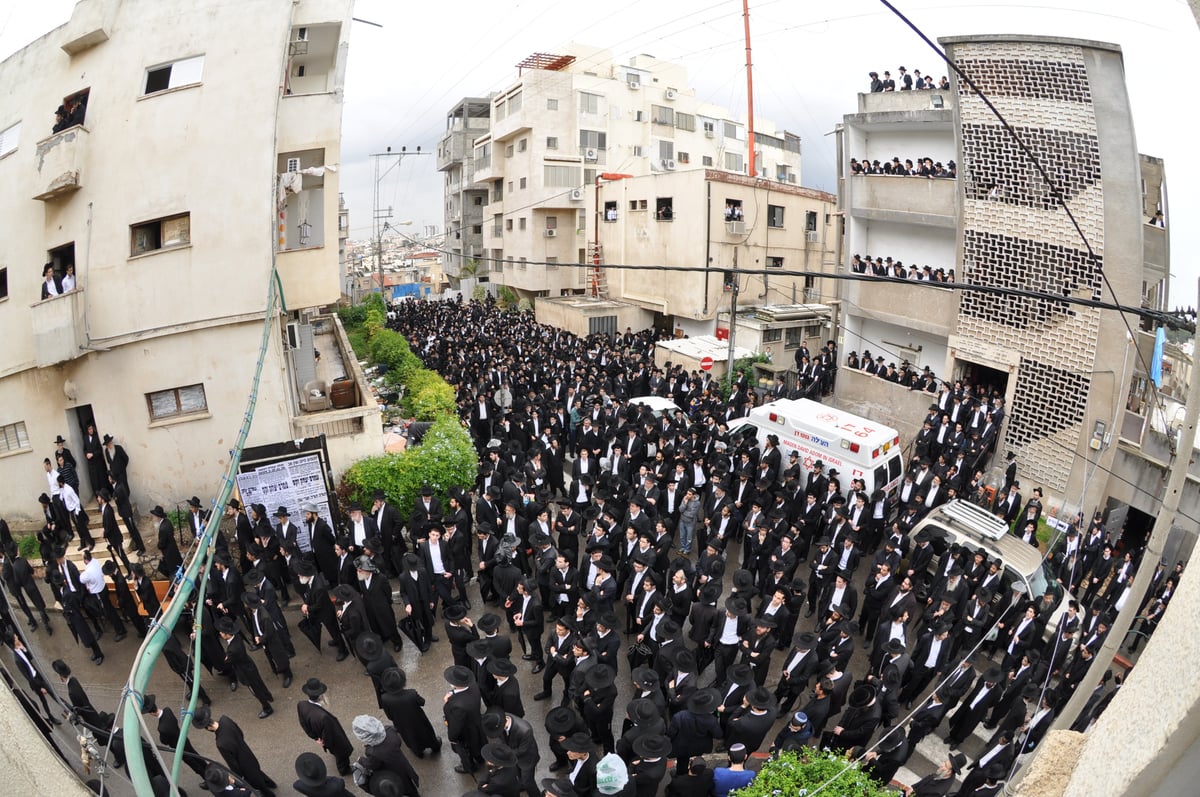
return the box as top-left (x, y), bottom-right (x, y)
top-left (444, 665), bottom-right (473, 688)
top-left (631, 667), bottom-right (658, 690)
top-left (545, 706), bottom-right (579, 735)
top-left (444, 603), bottom-right (468, 622)
top-left (356, 633), bottom-right (383, 661)
top-left (632, 734), bottom-right (670, 760)
top-left (467, 639), bottom-right (493, 660)
top-left (295, 752), bottom-right (328, 786)
top-left (687, 687), bottom-right (720, 715)
top-left (477, 612), bottom-right (502, 634)
top-left (482, 742), bottom-right (517, 768)
top-left (562, 732), bottom-right (594, 754)
top-left (673, 649), bottom-right (697, 672)
top-left (848, 683), bottom-right (877, 709)
top-left (628, 698), bottom-right (659, 725)
top-left (381, 667), bottom-right (406, 692)
top-left (727, 662), bottom-right (754, 686)
top-left (747, 686), bottom-right (774, 711)
top-left (301, 677), bottom-right (328, 699)
top-left (487, 657), bottom-right (517, 678)
top-left (585, 664), bottom-right (615, 690)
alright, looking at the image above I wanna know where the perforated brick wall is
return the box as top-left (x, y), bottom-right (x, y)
top-left (953, 41), bottom-right (1104, 493)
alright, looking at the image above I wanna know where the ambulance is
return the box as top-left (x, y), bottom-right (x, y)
top-left (726, 398), bottom-right (905, 498)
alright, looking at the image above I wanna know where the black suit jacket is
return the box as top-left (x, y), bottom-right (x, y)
top-left (297, 700), bottom-right (354, 759)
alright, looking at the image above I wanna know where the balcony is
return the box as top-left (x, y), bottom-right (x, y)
top-left (1143, 223), bottom-right (1167, 273)
top-left (844, 277), bottom-right (958, 338)
top-left (291, 314), bottom-right (382, 442)
top-left (33, 126), bottom-right (89, 201)
top-left (31, 289), bottom-right (86, 367)
top-left (847, 174), bottom-right (956, 226)
top-left (857, 89), bottom-right (956, 115)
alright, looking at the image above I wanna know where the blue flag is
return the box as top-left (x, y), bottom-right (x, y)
top-left (1151, 326), bottom-right (1165, 388)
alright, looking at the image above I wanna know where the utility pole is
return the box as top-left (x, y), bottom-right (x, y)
top-left (371, 146), bottom-right (429, 302)
top-left (742, 0), bottom-right (757, 177)
top-left (1050, 281), bottom-right (1200, 733)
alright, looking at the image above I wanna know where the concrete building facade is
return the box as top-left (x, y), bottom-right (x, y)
top-left (837, 34), bottom-right (1166, 514)
top-left (441, 44), bottom-right (804, 302)
top-left (0, 0), bottom-right (381, 521)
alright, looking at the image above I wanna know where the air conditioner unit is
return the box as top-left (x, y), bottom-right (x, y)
top-left (704, 130), bottom-right (714, 139)
top-left (627, 79), bottom-right (640, 90)
top-left (544, 229), bottom-right (558, 238)
top-left (584, 148), bottom-right (598, 162)
top-left (662, 159), bottom-right (676, 171)
top-left (726, 220), bottom-right (746, 235)
top-left (805, 230), bottom-right (821, 243)
top-left (569, 188), bottom-right (585, 201)
top-left (664, 88), bottom-right (678, 101)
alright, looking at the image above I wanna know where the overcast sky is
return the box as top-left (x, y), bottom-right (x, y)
top-left (3, 0), bottom-right (1196, 302)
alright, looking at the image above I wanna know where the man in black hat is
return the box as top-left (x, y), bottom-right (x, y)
top-left (445, 602), bottom-right (480, 667)
top-left (724, 686), bottom-right (776, 753)
top-left (545, 705), bottom-right (587, 773)
top-left (478, 741), bottom-right (521, 796)
top-left (581, 663), bottom-right (618, 753)
top-left (947, 666), bottom-right (1005, 747)
top-left (509, 579), bottom-right (545, 671)
top-left (193, 705), bottom-right (278, 795)
top-left (243, 591), bottom-right (293, 688)
top-left (296, 557), bottom-right (348, 659)
top-left (0, 542), bottom-right (52, 634)
top-left (356, 554), bottom-right (404, 653)
top-left (378, 667), bottom-right (442, 758)
top-left (297, 677), bottom-right (354, 776)
top-left (294, 752), bottom-right (353, 797)
top-left (140, 693), bottom-right (209, 781)
top-left (331, 584), bottom-right (368, 663)
top-left (740, 615), bottom-right (778, 686)
top-left (708, 597), bottom-right (749, 685)
top-left (482, 656), bottom-right (524, 717)
top-left (444, 664), bottom-right (486, 774)
top-left (562, 731), bottom-right (598, 794)
top-left (774, 631), bottom-right (819, 715)
top-left (150, 505), bottom-right (183, 580)
top-left (482, 710), bottom-right (540, 797)
top-left (628, 734), bottom-right (670, 797)
top-left (217, 615), bottom-right (275, 718)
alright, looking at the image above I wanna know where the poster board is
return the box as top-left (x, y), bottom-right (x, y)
top-left (235, 437), bottom-right (337, 530)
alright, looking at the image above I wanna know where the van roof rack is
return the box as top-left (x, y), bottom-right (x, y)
top-left (937, 500), bottom-right (1008, 541)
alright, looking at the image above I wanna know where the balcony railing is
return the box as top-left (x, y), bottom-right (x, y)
top-left (31, 288), bottom-right (86, 366)
top-left (34, 126), bottom-right (88, 201)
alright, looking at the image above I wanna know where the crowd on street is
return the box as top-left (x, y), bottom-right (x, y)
top-left (0, 295), bottom-right (1182, 797)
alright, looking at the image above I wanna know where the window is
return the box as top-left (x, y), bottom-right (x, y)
top-left (0, 421), bottom-right (30, 454)
top-left (702, 156), bottom-right (713, 166)
top-left (657, 140), bottom-right (674, 161)
top-left (579, 130), bottom-right (607, 150)
top-left (655, 197), bottom-right (673, 221)
top-left (763, 328), bottom-right (782, 343)
top-left (494, 99), bottom-right (506, 122)
top-left (505, 218), bottom-right (513, 231)
top-left (508, 91), bottom-right (522, 113)
top-left (544, 164), bottom-right (581, 187)
top-left (0, 267), bottom-right (6, 300)
top-left (517, 138), bottom-right (527, 153)
top-left (546, 136), bottom-right (558, 150)
top-left (505, 144), bottom-right (514, 158)
top-left (702, 120), bottom-right (715, 134)
top-left (492, 179), bottom-right (502, 202)
top-left (546, 257), bottom-right (558, 268)
top-left (634, 110), bottom-right (644, 122)
top-left (472, 224), bottom-right (482, 234)
top-left (629, 199), bottom-right (648, 211)
top-left (631, 145), bottom-right (643, 157)
top-left (492, 215), bottom-right (503, 236)
top-left (675, 112), bottom-right (695, 132)
top-left (785, 327), bottom-right (805, 349)
top-left (724, 152), bottom-right (743, 172)
top-left (474, 143), bottom-right (491, 169)
top-left (518, 257), bottom-right (527, 270)
top-left (547, 98), bottom-right (559, 111)
top-left (518, 217), bottom-right (527, 231)
top-left (584, 168), bottom-right (596, 185)
top-left (678, 152), bottom-right (690, 164)
top-left (724, 121), bottom-right (742, 139)
top-left (579, 92), bottom-right (601, 114)
top-left (131, 213), bottom-right (190, 256)
top-left (806, 211), bottom-right (818, 231)
top-left (604, 201), bottom-right (618, 222)
top-left (507, 180), bottom-right (513, 192)
top-left (767, 205), bottom-right (785, 228)
top-left (0, 122), bottom-right (19, 158)
top-left (519, 177), bottom-right (527, 189)
top-left (144, 55), bottom-right (205, 95)
top-left (768, 256), bottom-right (784, 269)
top-left (147, 384), bottom-right (208, 421)
top-left (724, 199), bottom-right (744, 221)
top-left (52, 88), bottom-right (90, 133)
top-left (546, 216), bottom-right (558, 230)
top-left (652, 105), bottom-right (674, 126)
top-left (473, 196), bottom-right (484, 206)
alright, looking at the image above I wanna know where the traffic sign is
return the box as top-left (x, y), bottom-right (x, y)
top-left (700, 356), bottom-right (714, 371)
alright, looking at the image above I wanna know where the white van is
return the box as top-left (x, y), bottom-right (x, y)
top-left (726, 398), bottom-right (905, 498)
top-left (911, 500), bottom-right (1072, 638)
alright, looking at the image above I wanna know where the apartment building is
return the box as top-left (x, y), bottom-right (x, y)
top-left (836, 34), bottom-right (1168, 512)
top-left (0, 0), bottom-right (380, 520)
top-left (440, 44), bottom-right (804, 301)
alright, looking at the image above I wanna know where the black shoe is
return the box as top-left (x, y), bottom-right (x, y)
top-left (230, 681), bottom-right (239, 692)
top-left (327, 640), bottom-right (340, 647)
top-left (282, 675), bottom-right (293, 689)
top-left (454, 765), bottom-right (473, 775)
top-left (431, 741), bottom-right (442, 755)
top-left (94, 656), bottom-right (104, 666)
top-left (419, 643), bottom-right (431, 653)
top-left (393, 642), bottom-right (403, 652)
top-left (804, 608), bottom-right (815, 618)
top-left (48, 715), bottom-right (62, 726)
top-left (258, 706), bottom-right (274, 719)
top-left (533, 691), bottom-right (551, 701)
top-left (532, 663), bottom-right (545, 674)
top-left (522, 654), bottom-right (536, 661)
top-left (28, 620), bottom-right (37, 632)
top-left (549, 761), bottom-right (567, 772)
top-left (336, 650), bottom-right (349, 662)
top-left (114, 632), bottom-right (127, 643)
top-left (429, 635), bottom-right (440, 642)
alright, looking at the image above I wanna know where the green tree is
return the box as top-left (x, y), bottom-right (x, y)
top-left (341, 415), bottom-right (476, 516)
top-left (731, 749), bottom-right (892, 797)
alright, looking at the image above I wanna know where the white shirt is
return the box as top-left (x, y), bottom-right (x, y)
top-left (80, 559), bottom-right (106, 595)
top-left (46, 468), bottom-right (61, 498)
top-left (828, 584), bottom-right (846, 612)
top-left (429, 543), bottom-right (446, 574)
top-left (785, 648), bottom-right (811, 673)
top-left (351, 518), bottom-right (367, 546)
top-left (719, 615), bottom-right (740, 645)
top-left (61, 483), bottom-right (82, 514)
top-left (970, 683), bottom-right (994, 710)
top-left (925, 637), bottom-right (944, 668)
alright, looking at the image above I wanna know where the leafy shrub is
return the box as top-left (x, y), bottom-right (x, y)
top-left (341, 415), bottom-right (476, 516)
top-left (731, 749), bottom-right (892, 797)
top-left (407, 379), bottom-right (457, 421)
top-left (17, 535), bottom-right (40, 560)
